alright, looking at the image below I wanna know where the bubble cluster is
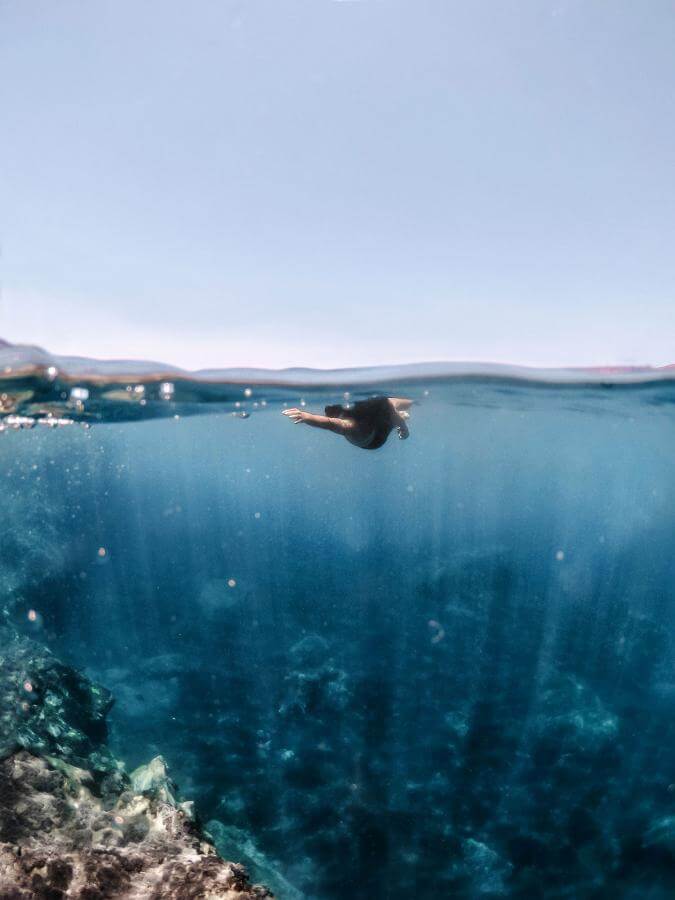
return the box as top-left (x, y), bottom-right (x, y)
top-left (0, 414), bottom-right (79, 431)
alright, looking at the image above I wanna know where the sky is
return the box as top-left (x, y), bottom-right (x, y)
top-left (1, 0), bottom-right (673, 370)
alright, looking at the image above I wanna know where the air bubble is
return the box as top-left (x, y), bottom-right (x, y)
top-left (428, 620), bottom-right (445, 644)
top-left (26, 609), bottom-right (45, 632)
top-left (4, 415), bottom-right (35, 430)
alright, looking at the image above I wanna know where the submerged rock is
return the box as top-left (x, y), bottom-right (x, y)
top-left (532, 675), bottom-right (618, 756)
top-left (130, 756), bottom-right (177, 806)
top-left (0, 751), bottom-right (272, 899)
top-left (288, 636), bottom-right (330, 670)
top-left (644, 816), bottom-right (675, 855)
top-left (0, 629), bottom-right (117, 775)
top-left (0, 629), bottom-right (274, 898)
top-left (462, 838), bottom-right (513, 896)
top-left (206, 821), bottom-right (303, 900)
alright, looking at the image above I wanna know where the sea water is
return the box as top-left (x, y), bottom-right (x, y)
top-left (1, 347), bottom-right (674, 898)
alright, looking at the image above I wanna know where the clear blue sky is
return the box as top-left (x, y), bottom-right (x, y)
top-left (1, 0), bottom-right (673, 369)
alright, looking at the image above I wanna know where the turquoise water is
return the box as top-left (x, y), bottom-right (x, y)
top-left (2, 349), bottom-right (675, 898)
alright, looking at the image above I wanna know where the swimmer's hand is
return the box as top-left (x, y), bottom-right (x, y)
top-left (282, 407), bottom-right (310, 424)
top-left (283, 408), bottom-right (354, 435)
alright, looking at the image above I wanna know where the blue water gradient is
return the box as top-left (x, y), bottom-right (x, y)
top-left (1, 354), bottom-right (675, 897)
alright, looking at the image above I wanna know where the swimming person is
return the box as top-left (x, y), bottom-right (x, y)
top-left (282, 396), bottom-right (413, 450)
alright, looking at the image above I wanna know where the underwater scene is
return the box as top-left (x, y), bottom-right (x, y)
top-left (1, 345), bottom-right (675, 899)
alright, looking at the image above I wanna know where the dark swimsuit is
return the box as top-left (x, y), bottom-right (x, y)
top-left (348, 397), bottom-right (394, 450)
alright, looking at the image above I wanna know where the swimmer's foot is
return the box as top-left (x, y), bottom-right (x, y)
top-left (389, 397), bottom-right (414, 413)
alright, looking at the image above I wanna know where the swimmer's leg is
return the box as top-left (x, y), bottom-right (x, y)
top-left (389, 397), bottom-right (414, 412)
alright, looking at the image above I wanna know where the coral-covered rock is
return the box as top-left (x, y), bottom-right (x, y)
top-left (129, 756), bottom-right (177, 806)
top-left (0, 632), bottom-right (274, 898)
top-left (0, 629), bottom-right (117, 775)
top-left (0, 751), bottom-right (272, 899)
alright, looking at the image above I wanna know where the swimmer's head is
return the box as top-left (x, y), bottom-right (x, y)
top-left (325, 404), bottom-right (345, 418)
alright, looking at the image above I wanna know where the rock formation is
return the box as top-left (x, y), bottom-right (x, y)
top-left (0, 627), bottom-right (273, 899)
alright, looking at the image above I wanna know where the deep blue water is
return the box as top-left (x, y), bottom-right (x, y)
top-left (2, 356), bottom-right (675, 898)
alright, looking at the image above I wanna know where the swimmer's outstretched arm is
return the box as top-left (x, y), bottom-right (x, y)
top-left (282, 408), bottom-right (354, 435)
